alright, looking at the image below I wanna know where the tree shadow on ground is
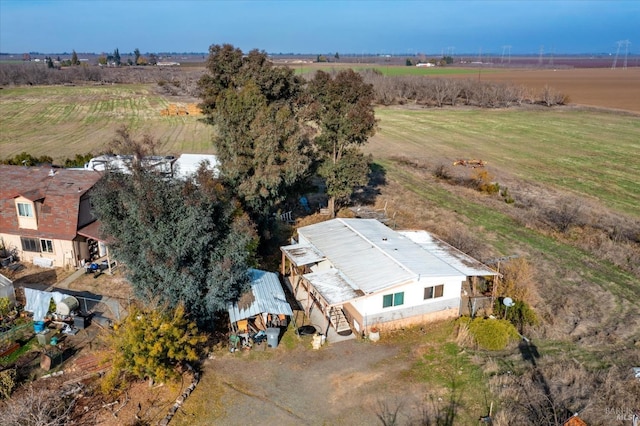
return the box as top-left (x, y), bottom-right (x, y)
top-left (352, 161), bottom-right (387, 206)
top-left (12, 269), bottom-right (58, 287)
top-left (519, 338), bottom-right (571, 424)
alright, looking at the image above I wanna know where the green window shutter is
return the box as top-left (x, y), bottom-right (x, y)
top-left (394, 292), bottom-right (404, 306)
top-left (383, 294), bottom-right (393, 308)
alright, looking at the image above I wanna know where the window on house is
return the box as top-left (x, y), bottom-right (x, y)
top-left (17, 202), bottom-right (34, 217)
top-left (40, 239), bottom-right (54, 253)
top-left (20, 237), bottom-right (39, 252)
top-left (383, 291), bottom-right (405, 308)
top-left (424, 284), bottom-right (445, 300)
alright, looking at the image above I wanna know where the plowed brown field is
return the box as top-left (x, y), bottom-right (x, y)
top-left (454, 67), bottom-right (640, 113)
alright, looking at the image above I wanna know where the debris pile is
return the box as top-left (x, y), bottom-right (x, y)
top-left (453, 159), bottom-right (486, 168)
top-left (160, 103), bottom-right (202, 116)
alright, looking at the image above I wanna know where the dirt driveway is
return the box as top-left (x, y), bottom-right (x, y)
top-left (212, 341), bottom-right (402, 425)
top-left (173, 323), bottom-right (479, 426)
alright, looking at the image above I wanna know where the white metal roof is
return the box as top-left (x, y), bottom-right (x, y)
top-left (399, 230), bottom-right (499, 277)
top-left (302, 269), bottom-right (364, 305)
top-left (288, 219), bottom-right (497, 302)
top-left (280, 243), bottom-right (325, 266)
top-left (174, 154), bottom-right (219, 179)
top-left (227, 269), bottom-right (293, 323)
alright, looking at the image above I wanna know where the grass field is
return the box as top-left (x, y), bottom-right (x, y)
top-left (3, 85), bottom-right (637, 219)
top-left (368, 107), bottom-right (640, 218)
top-left (0, 85), bottom-right (215, 161)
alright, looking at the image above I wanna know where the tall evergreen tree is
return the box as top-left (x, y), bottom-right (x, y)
top-left (198, 44), bottom-right (312, 222)
top-left (90, 131), bottom-right (256, 326)
top-left (113, 48), bottom-right (121, 66)
top-left (71, 50), bottom-right (79, 66)
top-left (305, 69), bottom-right (377, 216)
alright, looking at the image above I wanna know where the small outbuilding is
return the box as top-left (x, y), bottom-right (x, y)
top-left (227, 269), bottom-right (293, 334)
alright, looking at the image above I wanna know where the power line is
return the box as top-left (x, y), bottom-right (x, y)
top-left (501, 45), bottom-right (511, 64)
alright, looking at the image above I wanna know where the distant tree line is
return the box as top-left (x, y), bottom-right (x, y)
top-left (1, 62), bottom-right (567, 108)
top-left (359, 69), bottom-right (567, 107)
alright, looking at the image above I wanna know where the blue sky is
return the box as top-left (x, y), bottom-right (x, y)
top-left (0, 1), bottom-right (638, 55)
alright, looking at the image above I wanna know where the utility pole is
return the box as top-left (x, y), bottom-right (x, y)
top-left (622, 40), bottom-right (631, 69)
top-left (538, 45), bottom-right (544, 67)
top-left (611, 40), bottom-right (622, 69)
top-left (501, 45), bottom-right (512, 64)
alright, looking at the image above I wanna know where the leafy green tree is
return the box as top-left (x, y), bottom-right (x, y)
top-left (305, 69), bottom-right (377, 216)
top-left (90, 128), bottom-right (257, 325)
top-left (198, 44), bottom-right (312, 221)
top-left (46, 56), bottom-right (54, 68)
top-left (71, 50), bottom-right (79, 66)
top-left (101, 304), bottom-right (206, 392)
top-left (334, 52), bottom-right (340, 61)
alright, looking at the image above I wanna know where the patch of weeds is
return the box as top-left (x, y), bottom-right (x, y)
top-left (500, 186), bottom-right (515, 204)
top-left (279, 324), bottom-right (303, 350)
top-left (0, 337), bottom-right (36, 366)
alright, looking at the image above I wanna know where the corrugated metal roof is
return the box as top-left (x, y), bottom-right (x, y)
top-left (296, 219), bottom-right (414, 293)
top-left (296, 219), bottom-right (478, 294)
top-left (302, 269), bottom-right (364, 306)
top-left (280, 243), bottom-right (325, 266)
top-left (399, 231), bottom-right (499, 277)
top-left (227, 269), bottom-right (293, 323)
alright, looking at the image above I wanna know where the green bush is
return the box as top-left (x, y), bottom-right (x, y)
top-left (0, 297), bottom-right (11, 317)
top-left (0, 368), bottom-right (16, 399)
top-left (462, 317), bottom-right (519, 350)
top-left (493, 298), bottom-right (538, 331)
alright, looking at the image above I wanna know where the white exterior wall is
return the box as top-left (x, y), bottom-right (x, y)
top-left (351, 275), bottom-right (465, 319)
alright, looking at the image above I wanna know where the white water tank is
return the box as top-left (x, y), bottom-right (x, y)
top-left (56, 296), bottom-right (79, 316)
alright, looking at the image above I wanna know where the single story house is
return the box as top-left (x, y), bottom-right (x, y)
top-left (280, 218), bottom-right (498, 335)
top-left (0, 165), bottom-right (103, 269)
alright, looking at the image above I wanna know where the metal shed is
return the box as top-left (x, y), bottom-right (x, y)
top-left (227, 269), bottom-right (293, 332)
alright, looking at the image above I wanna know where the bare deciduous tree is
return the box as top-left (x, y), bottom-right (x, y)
top-left (1, 384), bottom-right (75, 426)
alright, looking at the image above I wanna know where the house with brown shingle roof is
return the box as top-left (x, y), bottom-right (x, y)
top-left (0, 165), bottom-right (103, 269)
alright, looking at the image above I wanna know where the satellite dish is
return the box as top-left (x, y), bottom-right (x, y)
top-left (503, 297), bottom-right (514, 307)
